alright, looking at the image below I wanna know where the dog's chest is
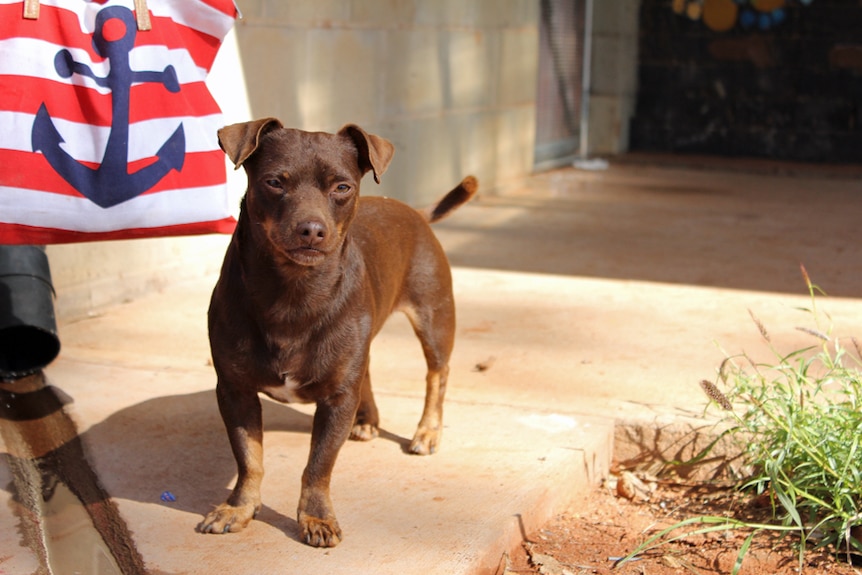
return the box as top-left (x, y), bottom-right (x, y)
top-left (261, 374), bottom-right (309, 404)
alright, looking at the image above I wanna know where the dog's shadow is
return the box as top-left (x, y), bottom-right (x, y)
top-left (0, 385), bottom-right (409, 544)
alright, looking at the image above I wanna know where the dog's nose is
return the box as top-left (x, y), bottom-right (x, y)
top-left (297, 221), bottom-right (327, 246)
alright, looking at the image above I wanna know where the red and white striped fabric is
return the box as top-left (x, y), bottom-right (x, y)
top-left (0, 0), bottom-right (238, 244)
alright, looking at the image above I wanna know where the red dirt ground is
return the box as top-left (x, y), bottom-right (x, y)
top-left (504, 478), bottom-right (861, 575)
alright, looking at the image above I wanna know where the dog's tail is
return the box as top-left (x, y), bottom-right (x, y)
top-left (419, 176), bottom-right (478, 224)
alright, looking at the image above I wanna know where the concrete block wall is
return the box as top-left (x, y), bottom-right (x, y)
top-left (233, 0), bottom-right (539, 205)
top-left (46, 0), bottom-right (540, 320)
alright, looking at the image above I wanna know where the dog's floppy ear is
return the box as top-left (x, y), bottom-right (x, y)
top-left (218, 118), bottom-right (283, 169)
top-left (338, 124), bottom-right (395, 184)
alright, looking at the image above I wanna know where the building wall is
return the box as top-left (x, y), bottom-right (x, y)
top-left (233, 0), bottom-right (539, 204)
top-left (47, 0), bottom-right (540, 320)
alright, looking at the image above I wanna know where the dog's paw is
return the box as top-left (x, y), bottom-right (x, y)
top-left (408, 426), bottom-right (441, 455)
top-left (299, 515), bottom-right (342, 547)
top-left (198, 502), bottom-right (259, 534)
top-left (349, 423), bottom-right (379, 442)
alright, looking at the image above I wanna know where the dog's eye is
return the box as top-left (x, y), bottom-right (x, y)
top-left (333, 184), bottom-right (351, 195)
top-left (265, 178), bottom-right (283, 190)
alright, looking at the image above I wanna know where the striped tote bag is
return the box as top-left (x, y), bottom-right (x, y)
top-left (0, 0), bottom-right (238, 243)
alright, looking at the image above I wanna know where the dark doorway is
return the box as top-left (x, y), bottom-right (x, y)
top-left (631, 0), bottom-right (862, 164)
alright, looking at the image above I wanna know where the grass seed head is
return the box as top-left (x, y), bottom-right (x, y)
top-left (748, 309), bottom-right (770, 343)
top-left (699, 379), bottom-right (733, 411)
top-left (795, 326), bottom-right (829, 341)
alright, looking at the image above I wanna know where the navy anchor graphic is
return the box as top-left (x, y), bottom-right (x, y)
top-left (32, 6), bottom-right (185, 209)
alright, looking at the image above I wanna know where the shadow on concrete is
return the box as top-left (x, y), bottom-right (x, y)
top-left (82, 390), bottom-right (302, 539)
top-left (0, 382), bottom-right (147, 574)
top-left (434, 164), bottom-right (862, 298)
top-left (1, 385), bottom-right (410, 546)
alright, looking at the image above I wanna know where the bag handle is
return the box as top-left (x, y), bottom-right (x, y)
top-left (23, 0), bottom-right (153, 31)
top-left (23, 0), bottom-right (38, 19)
top-left (133, 0), bottom-right (152, 30)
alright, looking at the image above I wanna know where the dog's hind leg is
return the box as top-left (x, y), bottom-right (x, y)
top-left (349, 365), bottom-right (380, 441)
top-left (410, 363), bottom-right (449, 455)
top-left (404, 302), bottom-right (455, 455)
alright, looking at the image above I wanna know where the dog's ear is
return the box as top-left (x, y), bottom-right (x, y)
top-left (218, 118), bottom-right (283, 169)
top-left (338, 124), bottom-right (395, 184)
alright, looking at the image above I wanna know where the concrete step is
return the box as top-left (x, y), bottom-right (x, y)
top-left (0, 271), bottom-right (613, 575)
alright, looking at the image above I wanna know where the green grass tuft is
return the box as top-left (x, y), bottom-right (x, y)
top-left (622, 265), bottom-right (862, 572)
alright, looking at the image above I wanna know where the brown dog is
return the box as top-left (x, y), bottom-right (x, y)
top-left (198, 118), bottom-right (476, 547)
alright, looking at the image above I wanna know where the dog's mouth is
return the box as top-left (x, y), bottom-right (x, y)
top-left (286, 246), bottom-right (327, 266)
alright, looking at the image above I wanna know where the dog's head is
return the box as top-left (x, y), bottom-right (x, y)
top-left (218, 118), bottom-right (394, 267)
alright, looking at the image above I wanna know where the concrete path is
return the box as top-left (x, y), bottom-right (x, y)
top-left (3, 161), bottom-right (862, 574)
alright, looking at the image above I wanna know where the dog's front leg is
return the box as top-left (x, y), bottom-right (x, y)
top-left (297, 389), bottom-right (358, 547)
top-left (199, 380), bottom-right (264, 534)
